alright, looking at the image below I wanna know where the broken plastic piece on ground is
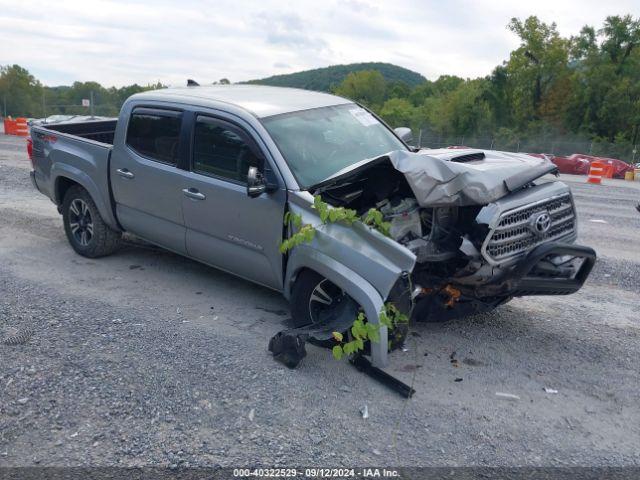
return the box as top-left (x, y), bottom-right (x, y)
top-left (268, 331), bottom-right (307, 369)
top-left (543, 387), bottom-right (558, 394)
top-left (268, 298), bottom-right (359, 368)
top-left (350, 355), bottom-right (416, 398)
top-left (360, 405), bottom-right (369, 419)
top-left (495, 392), bottom-right (520, 401)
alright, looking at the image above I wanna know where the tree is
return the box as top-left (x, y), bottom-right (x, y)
top-left (505, 16), bottom-right (571, 129)
top-left (333, 70), bottom-right (386, 108)
top-left (379, 98), bottom-right (416, 128)
top-left (600, 15), bottom-right (640, 70)
top-left (0, 64), bottom-right (42, 117)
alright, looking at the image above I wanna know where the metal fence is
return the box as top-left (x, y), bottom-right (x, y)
top-left (416, 132), bottom-right (639, 164)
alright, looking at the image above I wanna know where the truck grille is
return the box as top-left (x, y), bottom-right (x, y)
top-left (483, 194), bottom-right (576, 262)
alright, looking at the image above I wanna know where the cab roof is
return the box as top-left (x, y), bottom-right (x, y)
top-left (133, 85), bottom-right (353, 118)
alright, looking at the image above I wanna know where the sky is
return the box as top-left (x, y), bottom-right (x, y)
top-left (1, 0), bottom-right (639, 87)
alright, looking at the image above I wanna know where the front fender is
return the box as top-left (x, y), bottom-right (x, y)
top-left (284, 244), bottom-right (389, 367)
top-left (284, 192), bottom-right (416, 299)
top-left (282, 193), bottom-right (416, 368)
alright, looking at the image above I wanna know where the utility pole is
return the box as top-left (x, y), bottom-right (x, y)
top-left (3, 95), bottom-right (6, 118)
top-left (90, 91), bottom-right (95, 118)
top-left (42, 88), bottom-right (46, 118)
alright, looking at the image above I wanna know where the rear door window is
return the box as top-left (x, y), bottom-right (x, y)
top-left (126, 108), bottom-right (182, 165)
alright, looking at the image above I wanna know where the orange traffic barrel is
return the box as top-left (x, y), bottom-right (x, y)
top-left (587, 161), bottom-right (604, 185)
top-left (14, 117), bottom-right (29, 137)
top-left (3, 118), bottom-right (16, 135)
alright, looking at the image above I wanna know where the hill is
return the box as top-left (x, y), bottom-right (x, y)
top-left (246, 62), bottom-right (426, 91)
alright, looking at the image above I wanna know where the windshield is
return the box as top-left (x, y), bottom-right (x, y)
top-left (261, 104), bottom-right (407, 189)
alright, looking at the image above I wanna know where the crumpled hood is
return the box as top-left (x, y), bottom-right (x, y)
top-left (387, 148), bottom-right (557, 207)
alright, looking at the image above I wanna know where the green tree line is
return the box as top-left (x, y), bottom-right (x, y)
top-left (0, 65), bottom-right (164, 118)
top-left (333, 15), bottom-right (639, 160)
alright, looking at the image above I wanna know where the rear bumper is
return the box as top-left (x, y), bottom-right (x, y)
top-left (476, 242), bottom-right (596, 297)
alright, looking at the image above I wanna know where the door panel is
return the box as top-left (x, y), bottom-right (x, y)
top-left (182, 173), bottom-right (285, 289)
top-left (182, 116), bottom-right (285, 290)
top-left (110, 107), bottom-right (187, 254)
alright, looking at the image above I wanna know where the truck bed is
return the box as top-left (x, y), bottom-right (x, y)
top-left (44, 119), bottom-right (117, 145)
top-left (30, 119), bottom-right (120, 231)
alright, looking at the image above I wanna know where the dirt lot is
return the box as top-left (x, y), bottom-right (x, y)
top-left (1, 133), bottom-right (639, 467)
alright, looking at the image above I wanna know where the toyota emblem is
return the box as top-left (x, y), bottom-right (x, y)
top-left (530, 211), bottom-right (551, 235)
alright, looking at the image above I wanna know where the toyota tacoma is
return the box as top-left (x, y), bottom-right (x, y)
top-left (29, 85), bottom-right (595, 367)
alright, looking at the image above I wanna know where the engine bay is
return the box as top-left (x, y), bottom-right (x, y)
top-left (313, 160), bottom-right (484, 271)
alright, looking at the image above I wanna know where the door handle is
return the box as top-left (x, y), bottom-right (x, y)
top-left (182, 188), bottom-right (206, 200)
top-left (116, 168), bottom-right (135, 179)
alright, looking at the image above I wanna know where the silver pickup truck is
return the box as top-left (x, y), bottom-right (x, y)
top-left (29, 85), bottom-right (595, 368)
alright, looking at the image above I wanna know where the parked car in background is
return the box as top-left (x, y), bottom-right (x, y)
top-left (527, 152), bottom-right (633, 177)
top-left (549, 154), bottom-right (591, 175)
top-left (29, 115), bottom-right (111, 126)
top-left (569, 154), bottom-right (634, 179)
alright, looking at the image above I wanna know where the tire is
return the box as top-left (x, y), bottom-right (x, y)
top-left (290, 270), bottom-right (342, 328)
top-left (290, 270), bottom-right (408, 352)
top-left (62, 185), bottom-right (121, 258)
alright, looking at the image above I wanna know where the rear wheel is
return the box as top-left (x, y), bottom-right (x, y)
top-left (62, 185), bottom-right (121, 258)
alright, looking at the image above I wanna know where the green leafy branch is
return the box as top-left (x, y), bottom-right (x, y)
top-left (363, 208), bottom-right (392, 238)
top-left (279, 211), bottom-right (315, 253)
top-left (279, 196), bottom-right (391, 254)
top-left (331, 303), bottom-right (409, 360)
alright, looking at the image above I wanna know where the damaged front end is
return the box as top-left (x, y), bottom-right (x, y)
top-left (273, 148), bottom-right (595, 369)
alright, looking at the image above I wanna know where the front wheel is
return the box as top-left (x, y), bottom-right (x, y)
top-left (62, 185), bottom-right (121, 258)
top-left (290, 270), bottom-right (408, 351)
top-left (290, 270), bottom-right (349, 328)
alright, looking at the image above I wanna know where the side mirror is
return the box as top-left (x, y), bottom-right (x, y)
top-left (394, 127), bottom-right (413, 145)
top-left (247, 166), bottom-right (267, 198)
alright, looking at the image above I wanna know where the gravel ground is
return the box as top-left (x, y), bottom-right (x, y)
top-left (1, 134), bottom-right (639, 467)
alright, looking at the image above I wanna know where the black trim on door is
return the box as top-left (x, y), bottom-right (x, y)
top-left (177, 111), bottom-right (194, 171)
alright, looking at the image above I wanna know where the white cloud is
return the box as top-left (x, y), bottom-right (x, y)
top-left (0, 0), bottom-right (638, 86)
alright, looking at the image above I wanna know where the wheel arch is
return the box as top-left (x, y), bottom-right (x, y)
top-left (284, 245), bottom-right (389, 367)
top-left (52, 168), bottom-right (120, 232)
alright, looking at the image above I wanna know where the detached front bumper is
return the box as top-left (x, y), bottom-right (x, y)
top-left (476, 242), bottom-right (596, 297)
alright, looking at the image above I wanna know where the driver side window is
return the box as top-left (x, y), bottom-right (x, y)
top-left (192, 117), bottom-right (259, 183)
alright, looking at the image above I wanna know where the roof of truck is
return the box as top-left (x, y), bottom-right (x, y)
top-left (133, 85), bottom-right (353, 118)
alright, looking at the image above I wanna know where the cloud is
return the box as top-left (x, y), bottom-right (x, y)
top-left (0, 0), bottom-right (638, 86)
top-left (254, 11), bottom-right (327, 50)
